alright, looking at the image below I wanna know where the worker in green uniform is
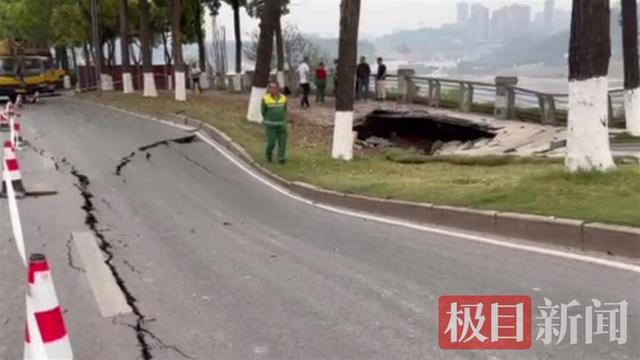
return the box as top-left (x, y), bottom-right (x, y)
top-left (261, 81), bottom-right (288, 164)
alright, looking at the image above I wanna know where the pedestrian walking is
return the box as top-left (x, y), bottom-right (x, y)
top-left (315, 62), bottom-right (327, 103)
top-left (297, 57), bottom-right (311, 108)
top-left (375, 57), bottom-right (387, 100)
top-left (261, 81), bottom-right (288, 164)
top-left (356, 56), bottom-right (371, 100)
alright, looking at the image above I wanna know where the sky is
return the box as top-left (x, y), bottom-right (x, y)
top-left (207, 0), bottom-right (573, 41)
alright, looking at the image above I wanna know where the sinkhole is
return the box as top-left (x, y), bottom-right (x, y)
top-left (354, 109), bottom-right (497, 153)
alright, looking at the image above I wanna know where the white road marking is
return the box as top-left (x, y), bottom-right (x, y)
top-left (95, 99), bottom-right (640, 274)
top-left (72, 232), bottom-right (132, 317)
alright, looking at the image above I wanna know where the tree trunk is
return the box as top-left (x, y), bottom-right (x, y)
top-left (83, 42), bottom-right (91, 66)
top-left (139, 0), bottom-right (157, 97)
top-left (331, 0), bottom-right (361, 161)
top-left (54, 46), bottom-right (69, 71)
top-left (246, 0), bottom-right (278, 122)
top-left (233, 2), bottom-right (242, 74)
top-left (120, 0), bottom-right (134, 93)
top-left (622, 0), bottom-right (640, 135)
top-left (566, 0), bottom-right (615, 172)
top-left (230, 2), bottom-right (243, 92)
top-left (275, 14), bottom-right (285, 88)
top-left (71, 46), bottom-right (78, 88)
top-left (194, 2), bottom-right (207, 72)
top-left (171, 0), bottom-right (186, 101)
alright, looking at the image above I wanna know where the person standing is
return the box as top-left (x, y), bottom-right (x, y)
top-left (191, 62), bottom-right (202, 94)
top-left (375, 57), bottom-right (387, 100)
top-left (261, 81), bottom-right (288, 164)
top-left (315, 62), bottom-right (327, 103)
top-left (297, 57), bottom-right (311, 108)
top-left (356, 56), bottom-right (371, 100)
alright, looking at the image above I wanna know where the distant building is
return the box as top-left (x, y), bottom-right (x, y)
top-left (490, 4), bottom-right (532, 41)
top-left (469, 4), bottom-right (490, 41)
top-left (457, 2), bottom-right (470, 27)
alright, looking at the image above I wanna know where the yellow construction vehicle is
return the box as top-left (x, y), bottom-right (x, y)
top-left (0, 39), bottom-right (59, 102)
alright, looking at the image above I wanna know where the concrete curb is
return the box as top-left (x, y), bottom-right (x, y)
top-left (104, 104), bottom-right (640, 260)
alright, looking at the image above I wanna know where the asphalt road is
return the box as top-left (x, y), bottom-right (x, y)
top-left (0, 96), bottom-right (638, 359)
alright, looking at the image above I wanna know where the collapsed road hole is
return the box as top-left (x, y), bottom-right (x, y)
top-left (116, 135), bottom-right (199, 176)
top-left (354, 110), bottom-right (497, 153)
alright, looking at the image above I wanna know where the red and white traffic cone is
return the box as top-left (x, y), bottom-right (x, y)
top-left (0, 111), bottom-right (9, 130)
top-left (2, 140), bottom-right (26, 198)
top-left (13, 121), bottom-right (22, 149)
top-left (24, 253), bottom-right (73, 360)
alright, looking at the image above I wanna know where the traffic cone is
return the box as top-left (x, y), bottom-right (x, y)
top-left (30, 92), bottom-right (39, 104)
top-left (13, 121), bottom-right (22, 149)
top-left (24, 253), bottom-right (73, 360)
top-left (2, 141), bottom-right (26, 198)
top-left (0, 111), bottom-right (9, 130)
top-left (16, 94), bottom-right (23, 108)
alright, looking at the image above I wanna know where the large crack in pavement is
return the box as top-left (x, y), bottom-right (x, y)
top-left (26, 139), bottom-right (192, 359)
top-left (69, 166), bottom-right (154, 360)
top-left (115, 135), bottom-right (198, 176)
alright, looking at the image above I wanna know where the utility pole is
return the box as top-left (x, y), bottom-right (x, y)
top-left (90, 0), bottom-right (102, 93)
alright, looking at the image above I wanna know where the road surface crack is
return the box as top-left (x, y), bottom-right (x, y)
top-left (65, 236), bottom-right (84, 273)
top-left (24, 142), bottom-right (63, 171)
top-left (115, 135), bottom-right (198, 176)
top-left (174, 149), bottom-right (214, 175)
top-left (69, 166), bottom-right (159, 359)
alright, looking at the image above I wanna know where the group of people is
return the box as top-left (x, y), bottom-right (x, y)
top-left (295, 56), bottom-right (388, 109)
top-left (260, 55), bottom-right (388, 165)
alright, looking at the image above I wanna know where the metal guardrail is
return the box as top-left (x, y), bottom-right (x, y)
top-left (369, 74), bottom-right (626, 127)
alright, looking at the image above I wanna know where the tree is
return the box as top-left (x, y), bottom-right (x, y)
top-left (120, 0), bottom-right (134, 93)
top-left (566, 0), bottom-right (615, 172)
top-left (247, 0), bottom-right (289, 87)
top-left (243, 23), bottom-right (327, 88)
top-left (186, 0), bottom-right (207, 71)
top-left (139, 0), bottom-right (158, 97)
top-left (331, 0), bottom-right (361, 161)
top-left (621, 0), bottom-right (640, 135)
top-left (246, 0), bottom-right (278, 122)
top-left (171, 0), bottom-right (187, 101)
top-left (225, 0), bottom-right (247, 91)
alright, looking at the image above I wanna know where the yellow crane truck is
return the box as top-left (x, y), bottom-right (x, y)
top-left (0, 39), bottom-right (62, 102)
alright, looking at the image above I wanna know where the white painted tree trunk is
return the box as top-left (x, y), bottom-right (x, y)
top-left (167, 74), bottom-right (173, 90)
top-left (122, 72), bottom-right (134, 94)
top-left (100, 74), bottom-right (113, 91)
top-left (142, 72), bottom-right (158, 98)
top-left (175, 71), bottom-right (187, 101)
top-left (63, 75), bottom-right (71, 89)
top-left (247, 87), bottom-right (266, 123)
top-left (331, 111), bottom-right (355, 161)
top-left (566, 77), bottom-right (616, 172)
top-left (232, 73), bottom-right (242, 92)
top-left (277, 71), bottom-right (286, 88)
top-left (624, 88), bottom-right (640, 136)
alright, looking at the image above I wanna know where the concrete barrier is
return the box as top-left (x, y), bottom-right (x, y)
top-left (495, 212), bottom-right (584, 249)
top-left (583, 223), bottom-right (640, 258)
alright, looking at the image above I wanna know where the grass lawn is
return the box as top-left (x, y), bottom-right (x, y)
top-left (81, 91), bottom-right (640, 227)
